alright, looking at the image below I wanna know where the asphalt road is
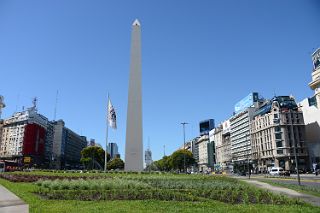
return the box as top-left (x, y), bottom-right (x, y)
top-left (249, 174), bottom-right (320, 187)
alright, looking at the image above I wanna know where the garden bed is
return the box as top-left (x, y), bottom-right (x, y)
top-left (33, 176), bottom-right (304, 205)
top-left (1, 172), bottom-right (318, 213)
top-left (0, 173), bottom-right (110, 182)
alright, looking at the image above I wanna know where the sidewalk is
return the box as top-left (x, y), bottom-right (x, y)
top-left (0, 184), bottom-right (29, 213)
top-left (240, 178), bottom-right (320, 207)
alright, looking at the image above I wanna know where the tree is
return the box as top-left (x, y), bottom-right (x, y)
top-left (80, 146), bottom-right (110, 170)
top-left (170, 149), bottom-right (195, 172)
top-left (153, 155), bottom-right (172, 171)
top-left (145, 162), bottom-right (158, 171)
top-left (107, 157), bottom-right (124, 170)
top-left (152, 150), bottom-right (195, 172)
top-left (153, 159), bottom-right (163, 171)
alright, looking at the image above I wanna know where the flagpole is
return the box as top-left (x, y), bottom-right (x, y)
top-left (105, 93), bottom-right (109, 172)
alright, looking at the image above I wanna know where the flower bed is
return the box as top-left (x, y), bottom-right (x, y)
top-left (0, 173), bottom-right (109, 182)
top-left (33, 176), bottom-right (304, 205)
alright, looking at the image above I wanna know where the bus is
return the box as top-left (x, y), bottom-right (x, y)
top-left (0, 160), bottom-right (20, 172)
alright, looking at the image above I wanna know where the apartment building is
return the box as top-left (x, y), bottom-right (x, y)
top-left (230, 107), bottom-right (256, 162)
top-left (299, 48), bottom-right (320, 168)
top-left (197, 134), bottom-right (210, 172)
top-left (251, 96), bottom-right (309, 172)
top-left (0, 107), bottom-right (52, 167)
top-left (212, 120), bottom-right (232, 171)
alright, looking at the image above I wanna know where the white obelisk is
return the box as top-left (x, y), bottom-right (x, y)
top-left (125, 19), bottom-right (143, 171)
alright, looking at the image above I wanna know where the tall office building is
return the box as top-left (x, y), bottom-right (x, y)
top-left (230, 93), bottom-right (260, 163)
top-left (187, 137), bottom-right (200, 162)
top-left (125, 19), bottom-right (143, 171)
top-left (145, 148), bottom-right (152, 167)
top-left (107, 142), bottom-right (119, 159)
top-left (199, 119), bottom-right (215, 136)
top-left (52, 120), bottom-right (87, 169)
top-left (88, 139), bottom-right (96, 147)
top-left (0, 96), bottom-right (5, 120)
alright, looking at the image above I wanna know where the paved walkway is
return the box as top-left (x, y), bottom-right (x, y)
top-left (0, 184), bottom-right (29, 213)
top-left (240, 178), bottom-right (320, 207)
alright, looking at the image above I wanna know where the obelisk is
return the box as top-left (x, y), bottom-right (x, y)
top-left (125, 19), bottom-right (143, 171)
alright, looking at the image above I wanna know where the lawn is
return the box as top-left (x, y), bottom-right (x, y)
top-left (0, 171), bottom-right (319, 213)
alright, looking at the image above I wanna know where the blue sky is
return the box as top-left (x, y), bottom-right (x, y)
top-left (0, 0), bottom-right (319, 161)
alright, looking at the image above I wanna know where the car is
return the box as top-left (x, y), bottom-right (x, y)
top-left (283, 170), bottom-right (290, 176)
top-left (237, 171), bottom-right (246, 176)
top-left (269, 167), bottom-right (284, 176)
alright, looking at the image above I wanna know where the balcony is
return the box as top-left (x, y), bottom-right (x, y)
top-left (309, 70), bottom-right (320, 90)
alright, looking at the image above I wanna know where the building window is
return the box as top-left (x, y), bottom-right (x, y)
top-left (277, 149), bottom-right (283, 154)
top-left (276, 141), bottom-right (283, 147)
top-left (275, 133), bottom-right (282, 140)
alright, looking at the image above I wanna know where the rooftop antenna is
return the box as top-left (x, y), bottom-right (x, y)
top-left (147, 137), bottom-right (150, 150)
top-left (32, 97), bottom-right (38, 111)
top-left (15, 94), bottom-right (20, 113)
top-left (0, 96), bottom-right (6, 119)
top-left (53, 90), bottom-right (59, 120)
top-left (290, 94), bottom-right (294, 100)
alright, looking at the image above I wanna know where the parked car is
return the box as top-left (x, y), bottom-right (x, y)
top-left (283, 170), bottom-right (290, 176)
top-left (269, 167), bottom-right (284, 176)
top-left (237, 171), bottom-right (246, 176)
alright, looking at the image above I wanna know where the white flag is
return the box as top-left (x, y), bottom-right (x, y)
top-left (108, 99), bottom-right (117, 129)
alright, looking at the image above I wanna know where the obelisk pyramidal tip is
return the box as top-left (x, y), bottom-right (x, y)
top-left (133, 19), bottom-right (140, 26)
top-left (125, 20), bottom-right (143, 171)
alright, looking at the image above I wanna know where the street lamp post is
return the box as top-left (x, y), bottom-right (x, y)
top-left (290, 109), bottom-right (301, 186)
top-left (246, 133), bottom-right (251, 179)
top-left (181, 122), bottom-right (188, 173)
top-left (293, 138), bottom-right (301, 186)
top-left (247, 151), bottom-right (250, 179)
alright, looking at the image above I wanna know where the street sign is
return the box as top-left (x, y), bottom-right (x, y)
top-left (24, 157), bottom-right (31, 163)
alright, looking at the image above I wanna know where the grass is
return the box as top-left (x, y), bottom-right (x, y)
top-left (0, 172), bottom-right (320, 212)
top-left (259, 179), bottom-right (320, 197)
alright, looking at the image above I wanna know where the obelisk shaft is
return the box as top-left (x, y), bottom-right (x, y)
top-left (125, 19), bottom-right (143, 171)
